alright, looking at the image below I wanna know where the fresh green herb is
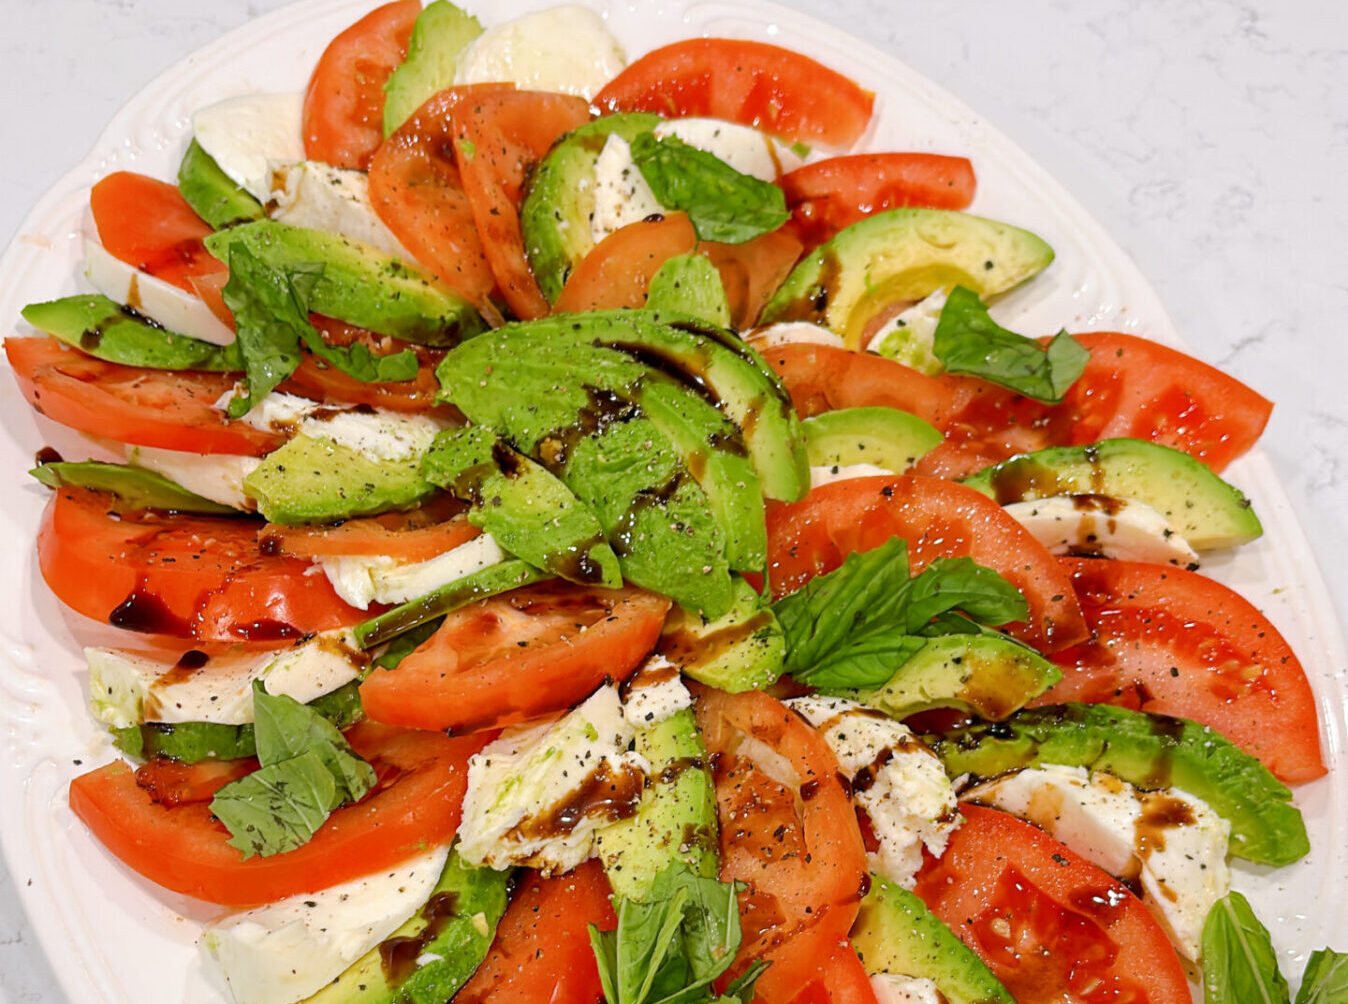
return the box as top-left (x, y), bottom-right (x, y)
top-left (210, 682), bottom-right (375, 858)
top-left (772, 536), bottom-right (1028, 690)
top-left (1201, 890), bottom-right (1291, 1004)
top-left (629, 132), bottom-right (789, 244)
top-left (932, 285), bottom-right (1088, 403)
top-left (29, 460), bottom-right (238, 515)
top-left (1296, 948), bottom-right (1348, 1003)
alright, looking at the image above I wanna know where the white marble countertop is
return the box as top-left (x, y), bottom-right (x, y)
top-left (1, 0), bottom-right (1345, 1000)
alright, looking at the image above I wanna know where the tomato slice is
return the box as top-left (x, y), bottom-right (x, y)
top-left (69, 722), bottom-right (488, 906)
top-left (914, 805), bottom-right (1190, 1004)
top-left (301, 0), bottom-right (420, 170)
top-left (554, 213), bottom-right (699, 314)
top-left (134, 757), bottom-right (258, 808)
top-left (360, 582), bottom-right (671, 733)
top-left (89, 172), bottom-right (219, 293)
top-left (595, 39), bottom-right (875, 147)
top-left (766, 475), bottom-right (1088, 652)
top-left (38, 488), bottom-right (363, 642)
top-left (5, 337), bottom-right (279, 455)
top-left (1039, 557), bottom-right (1326, 784)
top-left (453, 860), bottom-right (616, 1004)
top-left (452, 89), bottom-right (591, 320)
top-left (701, 228), bottom-right (804, 330)
top-left (282, 317), bottom-right (446, 414)
top-left (781, 940), bottom-right (879, 1004)
top-left (264, 506), bottom-right (477, 563)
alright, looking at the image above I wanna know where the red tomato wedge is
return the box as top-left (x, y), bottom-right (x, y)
top-left (38, 488), bottom-right (363, 642)
top-left (701, 228), bottom-right (804, 330)
top-left (452, 89), bottom-right (591, 320)
top-left (69, 723), bottom-right (488, 906)
top-left (914, 805), bottom-right (1190, 1004)
top-left (1039, 557), bottom-right (1326, 784)
top-left (780, 940), bottom-right (879, 1004)
top-left (89, 172), bottom-right (218, 293)
top-left (360, 582), bottom-right (671, 733)
top-left (595, 39), bottom-right (875, 147)
top-left (4, 337), bottom-right (279, 456)
top-left (301, 0), bottom-right (419, 170)
top-left (283, 317), bottom-right (445, 414)
top-left (263, 508), bottom-right (478, 564)
top-left (781, 153), bottom-right (977, 250)
top-left (554, 213), bottom-right (700, 314)
top-left (766, 475), bottom-right (1088, 652)
top-left (454, 860), bottom-right (616, 1004)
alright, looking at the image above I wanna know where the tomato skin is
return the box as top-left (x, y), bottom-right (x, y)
top-left (761, 342), bottom-right (954, 428)
top-left (1040, 557), bottom-right (1326, 784)
top-left (766, 475), bottom-right (1089, 652)
top-left (265, 508), bottom-right (478, 563)
top-left (284, 317), bottom-right (447, 414)
top-left (301, 0), bottom-right (419, 170)
top-left (38, 488), bottom-right (363, 642)
top-left (781, 940), bottom-right (879, 1004)
top-left (360, 582), bottom-right (671, 733)
top-left (89, 172), bottom-right (218, 293)
top-left (701, 228), bottom-right (804, 330)
top-left (595, 39), bottom-right (874, 147)
top-left (69, 723), bottom-right (489, 906)
top-left (914, 805), bottom-right (1190, 1004)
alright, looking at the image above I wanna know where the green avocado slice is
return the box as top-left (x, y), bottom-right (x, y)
top-left (646, 253), bottom-right (733, 328)
top-left (802, 406), bottom-right (943, 473)
top-left (657, 575), bottom-right (785, 693)
top-left (30, 460), bottom-right (239, 516)
top-left (382, 1), bottom-right (484, 137)
top-left (177, 138), bottom-right (265, 229)
top-left (21, 295), bottom-right (240, 371)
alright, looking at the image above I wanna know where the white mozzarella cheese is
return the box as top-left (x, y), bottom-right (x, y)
top-left (458, 685), bottom-right (649, 875)
top-left (455, 5), bottom-right (625, 99)
top-left (192, 92), bottom-right (305, 203)
top-left (201, 845), bottom-right (448, 1004)
top-left (235, 392), bottom-right (447, 463)
top-left (86, 629), bottom-right (366, 728)
top-left (787, 696), bottom-right (960, 889)
top-left (963, 764), bottom-right (1231, 960)
top-left (590, 133), bottom-right (664, 245)
top-left (810, 462), bottom-right (896, 488)
top-left (866, 289), bottom-right (947, 373)
top-left (126, 444), bottom-right (259, 511)
top-left (653, 117), bottom-right (803, 181)
top-left (321, 532), bottom-right (507, 611)
top-left (1001, 496), bottom-right (1201, 567)
top-left (620, 655), bottom-right (692, 729)
top-left (84, 239), bottom-right (235, 347)
top-left (869, 974), bottom-right (944, 1004)
top-left (268, 162), bottom-right (412, 260)
top-left (745, 321), bottom-right (845, 350)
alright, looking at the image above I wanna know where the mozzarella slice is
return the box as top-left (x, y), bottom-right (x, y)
top-left (620, 655), bottom-right (692, 729)
top-left (235, 392), bottom-right (448, 463)
top-left (787, 696), bottom-right (959, 889)
top-left (84, 239), bottom-right (235, 347)
top-left (457, 685), bottom-right (648, 875)
top-left (963, 765), bottom-right (1231, 960)
top-left (268, 162), bottom-right (412, 260)
top-left (866, 289), bottom-right (947, 373)
top-left (653, 117), bottom-right (803, 181)
top-left (1002, 495), bottom-right (1201, 567)
top-left (201, 845), bottom-right (448, 1004)
top-left (192, 92), bottom-right (305, 202)
top-left (125, 444), bottom-right (259, 510)
top-left (87, 629), bottom-right (366, 728)
top-left (590, 133), bottom-right (665, 245)
top-left (455, 5), bottom-right (625, 99)
top-left (869, 974), bottom-right (944, 1004)
top-left (321, 532), bottom-right (507, 611)
top-left (745, 321), bottom-right (845, 351)
top-left (810, 462), bottom-right (895, 488)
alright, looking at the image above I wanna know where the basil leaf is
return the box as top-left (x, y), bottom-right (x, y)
top-left (629, 132), bottom-right (789, 244)
top-left (251, 682), bottom-right (375, 801)
top-left (798, 627), bottom-right (929, 691)
top-left (903, 557), bottom-right (1028, 630)
top-left (1201, 890), bottom-right (1291, 1004)
top-left (713, 961), bottom-right (770, 1004)
top-left (932, 285), bottom-right (1088, 403)
top-left (1296, 949), bottom-right (1348, 1004)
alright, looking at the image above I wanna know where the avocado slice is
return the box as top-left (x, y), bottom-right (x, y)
top-left (204, 221), bottom-right (486, 346)
top-left (30, 460), bottom-right (238, 516)
top-left (382, 1), bottom-right (483, 137)
top-left (851, 876), bottom-right (1014, 1004)
top-left (421, 426), bottom-right (623, 587)
top-left (802, 406), bottom-right (943, 473)
top-left (960, 438), bottom-right (1262, 550)
top-left (301, 847), bottom-right (508, 1004)
top-left (836, 634), bottom-right (1061, 721)
top-left (759, 208), bottom-right (1055, 349)
top-left (521, 112), bottom-right (663, 302)
top-left (593, 708), bottom-right (719, 900)
top-left (658, 575), bottom-right (785, 692)
top-left (243, 434), bottom-right (434, 525)
top-left (924, 703), bottom-right (1308, 866)
top-left (177, 138), bottom-right (265, 229)
top-left (21, 295), bottom-right (240, 370)
top-left (647, 253), bottom-right (733, 328)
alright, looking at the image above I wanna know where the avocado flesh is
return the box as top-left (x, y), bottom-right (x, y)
top-left (21, 295), bottom-right (240, 371)
top-left (243, 435), bottom-right (434, 525)
top-left (802, 406), bottom-right (943, 473)
top-left (925, 703), bottom-right (1308, 866)
top-left (302, 847), bottom-right (508, 1004)
top-left (31, 460), bottom-right (238, 516)
top-left (837, 634), bottom-right (1061, 721)
top-left (960, 438), bottom-right (1262, 550)
top-left (759, 208), bottom-right (1055, 349)
top-left (420, 426), bottom-right (622, 588)
top-left (647, 253), bottom-right (733, 328)
top-left (177, 138), bottom-right (265, 229)
top-left (382, 1), bottom-right (483, 137)
top-left (204, 221), bottom-right (486, 347)
top-left (851, 877), bottom-right (1013, 1004)
top-left (521, 112), bottom-right (662, 302)
top-left (593, 708), bottom-right (719, 900)
top-left (658, 576), bottom-right (785, 692)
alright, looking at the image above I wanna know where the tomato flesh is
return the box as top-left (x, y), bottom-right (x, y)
top-left (90, 172), bottom-right (219, 293)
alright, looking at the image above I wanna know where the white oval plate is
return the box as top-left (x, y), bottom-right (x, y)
top-left (1, 1), bottom-right (1344, 1001)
